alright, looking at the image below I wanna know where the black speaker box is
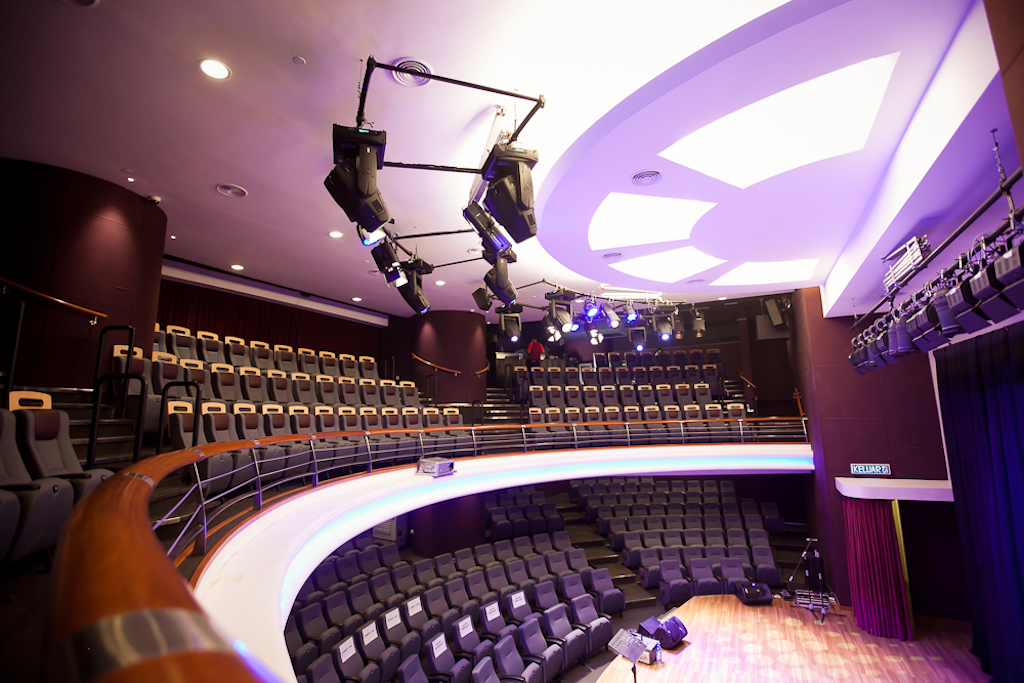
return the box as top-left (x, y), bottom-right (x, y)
top-left (639, 615), bottom-right (687, 649)
top-left (735, 581), bottom-right (774, 605)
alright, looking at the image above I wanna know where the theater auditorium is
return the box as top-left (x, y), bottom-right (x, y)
top-left (1, 1), bottom-right (1022, 683)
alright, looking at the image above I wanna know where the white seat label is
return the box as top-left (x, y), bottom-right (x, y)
top-left (459, 617), bottom-right (473, 637)
top-left (385, 609), bottom-right (402, 630)
top-left (485, 602), bottom-right (500, 620)
top-left (339, 637), bottom-right (357, 662)
top-left (408, 597), bottom-right (423, 615)
top-left (432, 635), bottom-right (447, 657)
top-left (362, 622), bottom-right (378, 643)
top-left (511, 592), bottom-right (527, 609)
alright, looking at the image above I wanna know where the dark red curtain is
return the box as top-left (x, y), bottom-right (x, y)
top-left (843, 496), bottom-right (912, 640)
top-left (157, 279), bottom-right (382, 359)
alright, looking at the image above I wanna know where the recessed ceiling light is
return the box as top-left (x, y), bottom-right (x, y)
top-left (169, 235), bottom-right (177, 240)
top-left (718, 296), bottom-right (727, 301)
top-left (199, 59), bottom-right (231, 80)
top-left (467, 247), bottom-right (483, 255)
top-left (711, 258), bottom-right (818, 286)
top-left (589, 193), bottom-right (717, 250)
top-left (215, 183), bottom-right (248, 198)
top-left (230, 264), bottom-right (244, 271)
top-left (126, 177), bottom-right (135, 182)
top-left (328, 230), bottom-right (344, 239)
top-left (609, 247), bottom-right (725, 284)
top-left (469, 309), bottom-right (475, 313)
top-left (435, 280), bottom-right (446, 287)
top-left (352, 297), bottom-right (362, 302)
top-left (602, 252), bottom-right (622, 260)
top-left (292, 56), bottom-right (307, 66)
top-left (659, 53), bottom-right (899, 188)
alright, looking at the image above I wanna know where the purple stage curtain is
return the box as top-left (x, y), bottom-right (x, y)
top-left (843, 496), bottom-right (912, 640)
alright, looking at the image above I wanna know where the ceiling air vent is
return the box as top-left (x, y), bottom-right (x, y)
top-left (631, 170), bottom-right (662, 186)
top-left (61, 0), bottom-right (100, 6)
top-left (390, 58), bottom-right (432, 87)
top-left (215, 183), bottom-right (248, 198)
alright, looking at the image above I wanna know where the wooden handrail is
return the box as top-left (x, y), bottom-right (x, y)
top-left (52, 416), bottom-right (808, 682)
top-left (0, 274), bottom-right (107, 319)
top-left (411, 353), bottom-right (460, 375)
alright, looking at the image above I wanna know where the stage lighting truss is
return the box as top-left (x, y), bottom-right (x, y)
top-left (850, 131), bottom-right (1023, 369)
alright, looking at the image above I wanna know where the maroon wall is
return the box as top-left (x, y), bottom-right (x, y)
top-left (157, 279), bottom-right (381, 360)
top-left (983, 0), bottom-right (1024, 166)
top-left (407, 311), bottom-right (487, 404)
top-left (790, 288), bottom-right (947, 605)
top-left (0, 159), bottom-right (166, 388)
top-left (410, 494), bottom-right (487, 557)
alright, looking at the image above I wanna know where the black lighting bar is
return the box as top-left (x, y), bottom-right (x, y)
top-left (356, 56), bottom-right (546, 171)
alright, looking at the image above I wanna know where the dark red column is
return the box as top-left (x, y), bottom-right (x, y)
top-left (409, 311), bottom-right (487, 404)
top-left (983, 0), bottom-right (1024, 165)
top-left (0, 159), bottom-right (167, 388)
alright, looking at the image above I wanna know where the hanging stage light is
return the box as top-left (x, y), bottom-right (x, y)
top-left (654, 316), bottom-right (672, 342)
top-left (886, 313), bottom-right (917, 356)
top-left (552, 305), bottom-right (573, 334)
top-left (484, 256), bottom-right (518, 305)
top-left (624, 303), bottom-right (638, 324)
top-left (994, 241), bottom-right (1024, 308)
top-left (464, 202), bottom-right (516, 265)
top-left (970, 259), bottom-right (1019, 323)
top-left (569, 316), bottom-right (581, 333)
top-left (482, 143), bottom-right (539, 243)
top-left (603, 305), bottom-right (620, 329)
top-left (585, 299), bottom-right (600, 319)
top-left (692, 307), bottom-right (706, 338)
top-left (472, 286), bottom-right (493, 312)
top-left (945, 281), bottom-right (990, 333)
top-left (398, 269), bottom-right (430, 314)
top-left (500, 313), bottom-right (522, 342)
top-left (324, 125), bottom-right (391, 231)
top-left (370, 239), bottom-right (406, 288)
top-left (357, 224), bottom-right (388, 247)
top-left (629, 327), bottom-right (646, 352)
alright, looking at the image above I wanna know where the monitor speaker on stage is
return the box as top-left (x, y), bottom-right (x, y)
top-left (639, 615), bottom-right (687, 649)
top-left (735, 581), bottom-right (774, 605)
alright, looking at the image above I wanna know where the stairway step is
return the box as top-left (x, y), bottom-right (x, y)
top-left (624, 595), bottom-right (659, 610)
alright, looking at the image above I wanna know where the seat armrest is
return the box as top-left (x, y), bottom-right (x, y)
top-left (571, 622), bottom-right (591, 632)
top-left (479, 632), bottom-right (499, 643)
top-left (428, 672), bottom-right (455, 681)
top-left (546, 636), bottom-right (566, 646)
top-left (453, 648), bottom-right (476, 661)
top-left (599, 612), bottom-right (612, 620)
top-left (58, 473), bottom-right (92, 479)
top-left (521, 654), bottom-right (544, 666)
top-left (365, 656), bottom-right (383, 664)
top-left (499, 676), bottom-right (527, 683)
top-left (0, 483), bottom-right (41, 491)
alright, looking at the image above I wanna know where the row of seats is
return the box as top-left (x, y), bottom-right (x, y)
top-left (166, 402), bottom-right (477, 497)
top-left (514, 364), bottom-right (726, 393)
top-left (153, 324), bottom-right (380, 380)
top-left (617, 527), bottom-right (772, 567)
top-left (0, 401), bottom-right (113, 564)
top-left (597, 511), bottom-right (773, 538)
top-left (592, 348), bottom-right (722, 369)
top-left (527, 383), bottom-right (726, 411)
top-left (569, 477), bottom-right (735, 501)
top-left (637, 545), bottom-right (782, 592)
top-left (485, 506), bottom-right (565, 540)
top-left (583, 495), bottom-right (740, 517)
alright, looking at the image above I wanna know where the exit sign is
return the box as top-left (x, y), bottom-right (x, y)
top-left (850, 463), bottom-right (891, 475)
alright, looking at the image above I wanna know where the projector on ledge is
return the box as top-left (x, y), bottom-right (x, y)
top-left (417, 457), bottom-right (455, 478)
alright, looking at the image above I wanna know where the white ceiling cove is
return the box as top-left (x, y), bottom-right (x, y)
top-left (0, 0), bottom-right (1017, 321)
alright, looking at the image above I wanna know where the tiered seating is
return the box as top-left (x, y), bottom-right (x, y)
top-left (125, 326), bottom-right (427, 436)
top-left (288, 521), bottom-right (620, 683)
top-left (483, 488), bottom-right (563, 540)
top-left (567, 477), bottom-right (784, 603)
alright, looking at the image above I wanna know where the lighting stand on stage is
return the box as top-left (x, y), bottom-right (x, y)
top-left (788, 538), bottom-right (839, 623)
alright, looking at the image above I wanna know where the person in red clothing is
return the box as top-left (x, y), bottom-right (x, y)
top-left (527, 338), bottom-right (545, 367)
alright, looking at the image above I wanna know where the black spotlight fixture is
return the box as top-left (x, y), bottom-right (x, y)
top-left (994, 240), bottom-right (1024, 308)
top-left (654, 315), bottom-right (673, 342)
top-left (482, 143), bottom-right (539, 243)
top-left (324, 125), bottom-right (391, 232)
top-left (464, 202), bottom-right (516, 264)
top-left (886, 312), bottom-right (917, 357)
top-left (945, 280), bottom-right (991, 333)
top-left (552, 304), bottom-right (573, 333)
top-left (970, 257), bottom-right (1019, 323)
top-left (472, 286), bottom-right (494, 311)
top-left (692, 306), bottom-right (706, 338)
top-left (398, 269), bottom-right (430, 315)
top-left (484, 256), bottom-right (518, 305)
top-left (629, 327), bottom-right (646, 352)
top-left (370, 239), bottom-right (406, 288)
top-left (500, 312), bottom-right (522, 343)
top-left (906, 301), bottom-right (946, 352)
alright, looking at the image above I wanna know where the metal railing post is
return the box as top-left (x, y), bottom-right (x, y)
top-left (250, 445), bottom-right (263, 511)
top-left (739, 419), bottom-right (745, 444)
top-left (364, 433), bottom-right (373, 473)
top-left (309, 437), bottom-right (320, 487)
top-left (191, 462), bottom-right (209, 555)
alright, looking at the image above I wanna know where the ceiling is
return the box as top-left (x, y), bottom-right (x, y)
top-left (0, 0), bottom-right (1018, 325)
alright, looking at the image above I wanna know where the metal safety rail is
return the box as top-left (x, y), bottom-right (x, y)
top-left (52, 414), bottom-right (807, 683)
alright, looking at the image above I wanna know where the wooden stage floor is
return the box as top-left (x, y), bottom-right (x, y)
top-left (594, 596), bottom-right (987, 682)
